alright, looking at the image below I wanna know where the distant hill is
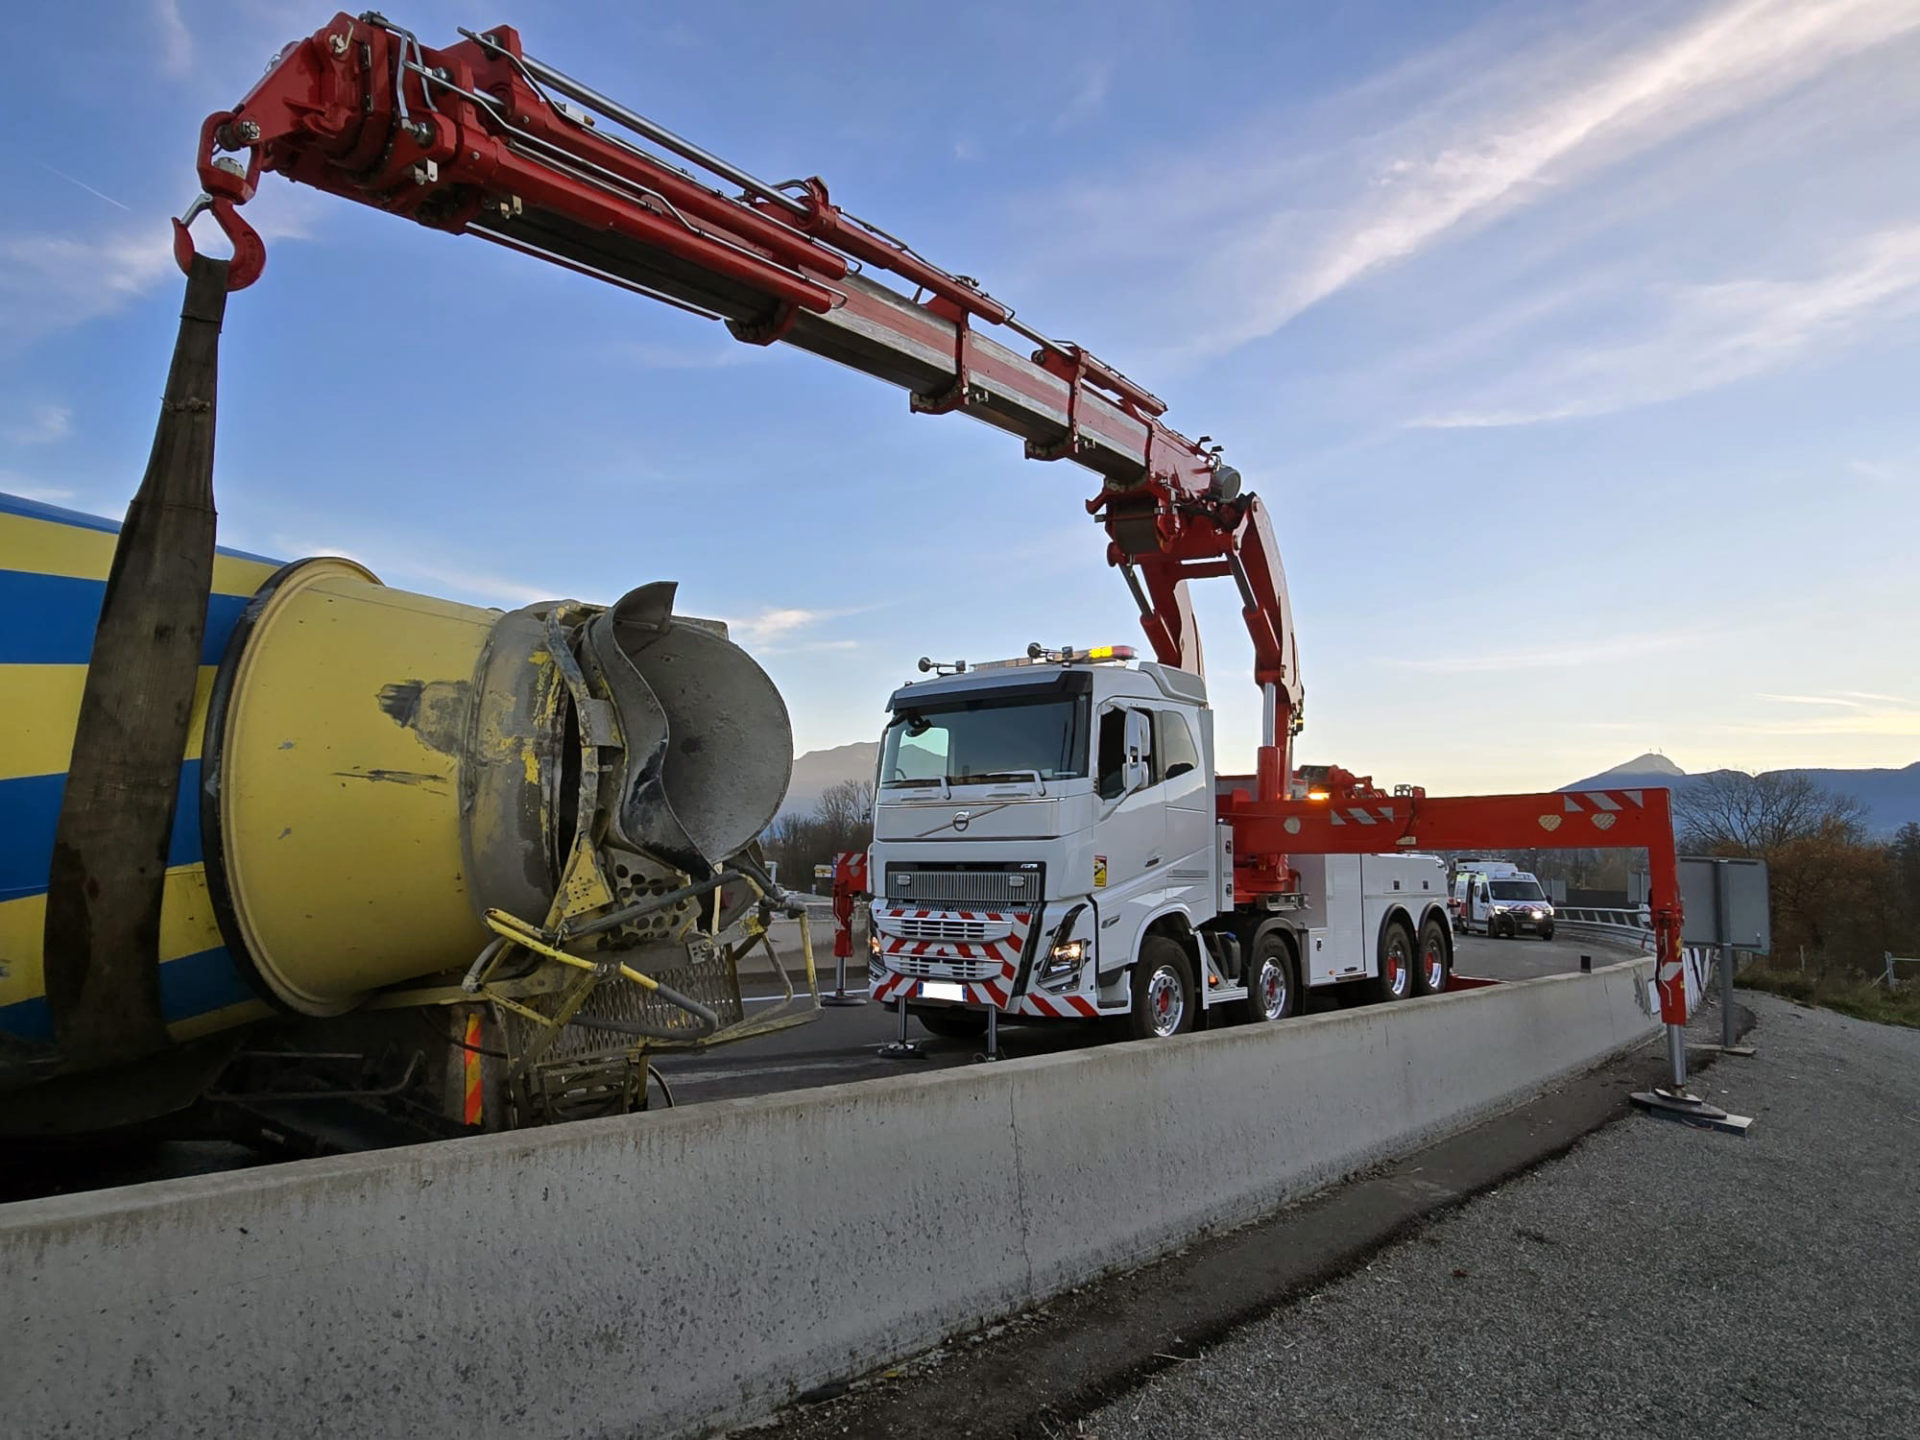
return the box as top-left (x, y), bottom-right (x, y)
top-left (1560, 752), bottom-right (1920, 838)
top-left (781, 736), bottom-right (950, 816)
top-left (781, 741), bottom-right (878, 817)
top-left (783, 742), bottom-right (1919, 836)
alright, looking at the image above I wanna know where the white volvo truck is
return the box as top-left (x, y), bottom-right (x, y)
top-left (867, 647), bottom-right (1454, 1050)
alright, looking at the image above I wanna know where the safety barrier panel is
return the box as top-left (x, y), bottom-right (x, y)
top-left (0, 959), bottom-right (1657, 1440)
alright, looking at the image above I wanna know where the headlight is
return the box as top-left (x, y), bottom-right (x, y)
top-left (868, 932), bottom-right (881, 957)
top-left (1040, 936), bottom-right (1085, 983)
top-left (1491, 906), bottom-right (1508, 915)
top-left (1529, 909), bottom-right (1543, 920)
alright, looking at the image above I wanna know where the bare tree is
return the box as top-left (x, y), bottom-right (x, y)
top-left (814, 779), bottom-right (876, 845)
top-left (1674, 771), bottom-right (1866, 855)
top-left (759, 779), bottom-right (876, 891)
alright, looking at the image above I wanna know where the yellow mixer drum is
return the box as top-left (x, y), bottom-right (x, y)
top-left (203, 558), bottom-right (503, 1013)
top-left (202, 558), bottom-right (792, 1018)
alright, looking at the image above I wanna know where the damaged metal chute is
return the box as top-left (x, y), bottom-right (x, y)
top-left (584, 580), bottom-right (793, 877)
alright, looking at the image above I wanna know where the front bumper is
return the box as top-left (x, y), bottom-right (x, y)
top-left (868, 901), bottom-right (1101, 1019)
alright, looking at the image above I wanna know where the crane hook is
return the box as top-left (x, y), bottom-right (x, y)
top-left (171, 109), bottom-right (267, 290)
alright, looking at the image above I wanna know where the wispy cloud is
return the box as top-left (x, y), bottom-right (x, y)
top-left (725, 604), bottom-right (881, 653)
top-left (264, 529), bottom-right (561, 610)
top-left (1054, 61), bottom-right (1112, 132)
top-left (1720, 711), bottom-right (1920, 739)
top-left (1392, 626), bottom-right (1717, 674)
top-left (608, 339), bottom-right (761, 370)
top-left (0, 183), bottom-right (322, 346)
top-left (154, 0), bottom-right (192, 78)
top-left (1052, 0), bottom-right (1920, 358)
top-left (1757, 693), bottom-right (1867, 709)
top-left (5, 404), bottom-right (72, 445)
top-left (0, 468), bottom-right (76, 506)
top-left (1415, 224), bottom-right (1920, 425)
top-left (1725, 690), bottom-right (1920, 738)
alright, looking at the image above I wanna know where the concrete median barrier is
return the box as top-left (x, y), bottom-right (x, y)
top-left (0, 959), bottom-right (1656, 1440)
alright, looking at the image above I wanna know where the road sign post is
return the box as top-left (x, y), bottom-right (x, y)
top-left (1631, 856), bottom-right (1767, 1135)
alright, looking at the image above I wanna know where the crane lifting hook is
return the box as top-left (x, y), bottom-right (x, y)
top-left (171, 110), bottom-right (266, 290)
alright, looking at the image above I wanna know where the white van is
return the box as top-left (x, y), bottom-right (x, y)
top-left (1450, 862), bottom-right (1555, 940)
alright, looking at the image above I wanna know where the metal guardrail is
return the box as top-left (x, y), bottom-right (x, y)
top-left (1552, 906), bottom-right (1655, 953)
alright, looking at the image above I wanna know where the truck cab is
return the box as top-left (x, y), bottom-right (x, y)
top-left (867, 647), bottom-right (1453, 1042)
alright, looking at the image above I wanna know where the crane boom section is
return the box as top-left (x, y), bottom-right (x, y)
top-left (181, 11), bottom-right (1304, 790)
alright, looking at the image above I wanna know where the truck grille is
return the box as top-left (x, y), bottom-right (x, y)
top-left (889, 955), bottom-right (1002, 981)
top-left (886, 867), bottom-right (1033, 906)
top-left (887, 915), bottom-right (1008, 944)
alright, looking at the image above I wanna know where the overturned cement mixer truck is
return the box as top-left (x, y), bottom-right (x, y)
top-left (1, 353), bottom-right (818, 1153)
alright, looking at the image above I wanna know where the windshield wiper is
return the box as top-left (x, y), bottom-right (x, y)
top-left (953, 770), bottom-right (1049, 794)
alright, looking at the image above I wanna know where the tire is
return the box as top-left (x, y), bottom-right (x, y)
top-left (1413, 914), bottom-right (1451, 997)
top-left (1539, 922), bottom-right (1555, 942)
top-left (1234, 930), bottom-right (1299, 1024)
top-left (1372, 918), bottom-right (1416, 1003)
top-left (910, 1006), bottom-right (988, 1040)
top-left (1128, 936), bottom-right (1196, 1039)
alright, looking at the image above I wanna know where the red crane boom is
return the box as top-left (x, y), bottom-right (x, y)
top-left (174, 10), bottom-right (1684, 1031)
top-left (177, 11), bottom-right (1303, 796)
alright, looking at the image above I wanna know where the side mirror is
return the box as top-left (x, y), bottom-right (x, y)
top-left (1122, 710), bottom-right (1152, 794)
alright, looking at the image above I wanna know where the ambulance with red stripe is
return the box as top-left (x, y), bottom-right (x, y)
top-left (868, 646), bottom-right (1455, 1044)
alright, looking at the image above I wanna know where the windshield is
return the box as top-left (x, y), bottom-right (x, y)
top-left (881, 695), bottom-right (1089, 786)
top-left (1490, 880), bottom-right (1547, 902)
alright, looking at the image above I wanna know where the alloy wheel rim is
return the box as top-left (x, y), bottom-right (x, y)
top-left (1147, 965), bottom-right (1184, 1035)
top-left (1260, 958), bottom-right (1288, 1018)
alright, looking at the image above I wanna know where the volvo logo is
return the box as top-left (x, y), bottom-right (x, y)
top-left (951, 810), bottom-right (971, 832)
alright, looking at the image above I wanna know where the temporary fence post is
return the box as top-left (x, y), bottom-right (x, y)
top-left (1720, 942), bottom-right (1737, 1051)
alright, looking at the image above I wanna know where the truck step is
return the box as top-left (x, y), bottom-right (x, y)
top-left (1205, 984), bottom-right (1248, 1005)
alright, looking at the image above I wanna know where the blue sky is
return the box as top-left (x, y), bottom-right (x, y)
top-left (3, 0), bottom-right (1918, 793)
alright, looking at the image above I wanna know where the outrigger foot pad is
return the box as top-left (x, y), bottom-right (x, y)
top-left (1630, 1087), bottom-right (1754, 1136)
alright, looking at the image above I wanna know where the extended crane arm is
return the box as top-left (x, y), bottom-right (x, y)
top-left (177, 10), bottom-right (1303, 796)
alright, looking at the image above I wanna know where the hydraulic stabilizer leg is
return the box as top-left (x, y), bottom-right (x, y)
top-left (878, 995), bottom-right (924, 1059)
top-left (43, 255), bottom-right (230, 1070)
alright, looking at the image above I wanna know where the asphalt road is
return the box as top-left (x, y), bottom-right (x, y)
top-left (649, 927), bottom-right (1633, 1107)
top-left (1073, 992), bottom-right (1920, 1439)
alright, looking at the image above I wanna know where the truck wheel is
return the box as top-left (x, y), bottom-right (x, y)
top-left (1235, 931), bottom-right (1298, 1024)
top-left (1539, 922), bottom-right (1555, 942)
top-left (911, 1006), bottom-right (989, 1040)
top-left (1128, 937), bottom-right (1195, 1039)
top-left (1372, 919), bottom-right (1415, 1003)
top-left (1413, 915), bottom-right (1451, 996)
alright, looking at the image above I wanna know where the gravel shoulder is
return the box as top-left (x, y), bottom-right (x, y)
top-left (1082, 993), bottom-right (1920, 1440)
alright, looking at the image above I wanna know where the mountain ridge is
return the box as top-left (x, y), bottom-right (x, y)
top-left (781, 742), bottom-right (1918, 836)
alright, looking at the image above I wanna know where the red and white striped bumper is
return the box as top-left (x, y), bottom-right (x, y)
top-left (869, 906), bottom-right (1099, 1018)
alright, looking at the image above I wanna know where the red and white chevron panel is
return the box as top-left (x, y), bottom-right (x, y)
top-left (872, 908), bottom-right (1030, 1008)
top-left (870, 908), bottom-right (1104, 1019)
top-left (1014, 991), bottom-right (1099, 1019)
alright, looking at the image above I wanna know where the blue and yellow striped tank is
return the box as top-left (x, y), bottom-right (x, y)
top-left (0, 492), bottom-right (281, 1044)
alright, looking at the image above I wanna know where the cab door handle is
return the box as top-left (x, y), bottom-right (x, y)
top-left (1145, 855), bottom-right (1161, 867)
